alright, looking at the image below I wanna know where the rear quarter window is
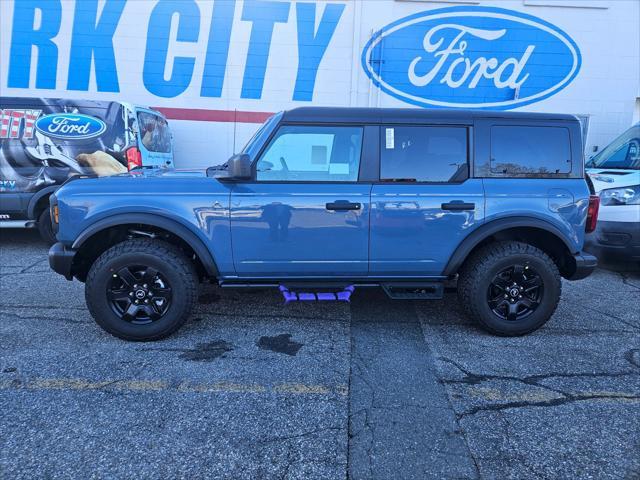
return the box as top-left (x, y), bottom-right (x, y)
top-left (490, 125), bottom-right (571, 176)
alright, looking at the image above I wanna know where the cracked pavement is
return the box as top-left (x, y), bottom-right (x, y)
top-left (1, 230), bottom-right (639, 479)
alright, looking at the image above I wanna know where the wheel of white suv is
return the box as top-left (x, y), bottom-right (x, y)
top-left (457, 241), bottom-right (561, 336)
top-left (37, 208), bottom-right (56, 245)
top-left (85, 239), bottom-right (198, 341)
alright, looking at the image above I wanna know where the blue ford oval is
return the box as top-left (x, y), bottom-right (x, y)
top-left (35, 113), bottom-right (107, 140)
top-left (362, 6), bottom-right (581, 110)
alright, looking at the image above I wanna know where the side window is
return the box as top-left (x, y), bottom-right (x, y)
top-left (256, 125), bottom-right (363, 182)
top-left (380, 126), bottom-right (468, 182)
top-left (137, 112), bottom-right (172, 153)
top-left (490, 126), bottom-right (571, 175)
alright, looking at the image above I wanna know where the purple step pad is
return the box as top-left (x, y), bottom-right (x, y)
top-left (279, 285), bottom-right (355, 304)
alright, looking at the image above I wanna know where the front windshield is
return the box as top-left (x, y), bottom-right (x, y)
top-left (588, 124), bottom-right (640, 170)
top-left (241, 119), bottom-right (271, 154)
top-left (241, 112), bottom-right (282, 158)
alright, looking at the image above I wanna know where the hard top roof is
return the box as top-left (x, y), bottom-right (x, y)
top-left (281, 107), bottom-right (578, 124)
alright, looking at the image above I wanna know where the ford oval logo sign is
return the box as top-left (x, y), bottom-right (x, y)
top-left (35, 113), bottom-right (107, 140)
top-left (361, 6), bottom-right (581, 110)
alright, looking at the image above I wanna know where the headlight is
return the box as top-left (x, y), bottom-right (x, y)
top-left (599, 185), bottom-right (640, 206)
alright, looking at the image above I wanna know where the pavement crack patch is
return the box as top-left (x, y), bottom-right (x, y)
top-left (346, 318), bottom-right (355, 479)
top-left (0, 304), bottom-right (87, 312)
top-left (0, 310), bottom-right (88, 324)
top-left (617, 272), bottom-right (640, 291)
top-left (458, 392), bottom-right (640, 418)
top-left (18, 258), bottom-right (48, 274)
top-left (563, 299), bottom-right (640, 331)
top-left (500, 411), bottom-right (550, 480)
top-left (439, 357), bottom-right (639, 387)
top-left (257, 426), bottom-right (344, 445)
top-left (625, 349), bottom-right (640, 369)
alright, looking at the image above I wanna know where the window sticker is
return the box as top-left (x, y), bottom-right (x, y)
top-left (311, 145), bottom-right (327, 165)
top-left (385, 128), bottom-right (395, 149)
top-left (329, 163), bottom-right (349, 175)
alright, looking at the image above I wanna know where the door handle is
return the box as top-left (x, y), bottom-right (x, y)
top-left (326, 201), bottom-right (361, 211)
top-left (441, 201), bottom-right (475, 211)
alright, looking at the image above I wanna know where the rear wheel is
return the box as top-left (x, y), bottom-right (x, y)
top-left (457, 241), bottom-right (561, 336)
top-left (37, 208), bottom-right (56, 245)
top-left (85, 239), bottom-right (198, 341)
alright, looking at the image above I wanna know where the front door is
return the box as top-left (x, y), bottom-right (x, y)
top-left (230, 124), bottom-right (370, 278)
top-left (369, 125), bottom-right (484, 276)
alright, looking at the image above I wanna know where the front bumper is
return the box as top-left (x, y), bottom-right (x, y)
top-left (48, 242), bottom-right (77, 280)
top-left (585, 220), bottom-right (640, 261)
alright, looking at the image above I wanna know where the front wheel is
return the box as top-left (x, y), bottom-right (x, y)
top-left (85, 239), bottom-right (198, 341)
top-left (457, 241), bottom-right (561, 336)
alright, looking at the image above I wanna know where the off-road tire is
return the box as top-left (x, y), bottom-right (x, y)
top-left (85, 239), bottom-right (198, 341)
top-left (37, 208), bottom-right (56, 245)
top-left (457, 241), bottom-right (561, 336)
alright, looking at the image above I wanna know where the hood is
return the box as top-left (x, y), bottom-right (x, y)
top-left (56, 167), bottom-right (226, 198)
top-left (134, 168), bottom-right (207, 178)
top-left (587, 168), bottom-right (640, 193)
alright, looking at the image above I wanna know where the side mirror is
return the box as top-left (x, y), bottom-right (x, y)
top-left (228, 153), bottom-right (252, 179)
top-left (207, 153), bottom-right (252, 181)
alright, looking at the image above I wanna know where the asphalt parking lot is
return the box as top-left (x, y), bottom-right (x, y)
top-left (1, 230), bottom-right (639, 479)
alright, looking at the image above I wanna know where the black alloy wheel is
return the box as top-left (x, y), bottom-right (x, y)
top-left (107, 265), bottom-right (173, 324)
top-left (86, 239), bottom-right (198, 341)
top-left (487, 263), bottom-right (543, 322)
top-left (456, 241), bottom-right (561, 336)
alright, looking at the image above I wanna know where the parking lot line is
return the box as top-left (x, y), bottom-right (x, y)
top-left (0, 377), bottom-right (349, 396)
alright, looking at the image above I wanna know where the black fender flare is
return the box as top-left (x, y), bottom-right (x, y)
top-left (443, 216), bottom-right (577, 276)
top-left (27, 186), bottom-right (59, 219)
top-left (72, 213), bottom-right (219, 277)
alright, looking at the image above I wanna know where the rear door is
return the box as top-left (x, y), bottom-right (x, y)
top-left (369, 124), bottom-right (484, 276)
top-left (229, 124), bottom-right (372, 278)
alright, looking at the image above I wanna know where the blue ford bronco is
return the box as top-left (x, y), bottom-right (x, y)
top-left (48, 108), bottom-right (599, 341)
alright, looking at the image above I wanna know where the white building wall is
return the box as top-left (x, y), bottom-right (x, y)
top-left (1, 0), bottom-right (638, 168)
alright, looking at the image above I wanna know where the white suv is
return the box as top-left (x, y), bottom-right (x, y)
top-left (586, 123), bottom-right (640, 262)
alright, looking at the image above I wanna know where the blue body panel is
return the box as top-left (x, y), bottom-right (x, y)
top-left (55, 172), bottom-right (236, 275)
top-left (229, 183), bottom-right (370, 277)
top-left (482, 178), bottom-right (589, 253)
top-left (370, 180), bottom-right (484, 276)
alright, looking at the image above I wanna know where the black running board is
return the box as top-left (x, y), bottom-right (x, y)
top-left (381, 282), bottom-right (444, 300)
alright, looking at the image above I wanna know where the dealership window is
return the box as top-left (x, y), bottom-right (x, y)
top-left (490, 126), bottom-right (571, 175)
top-left (137, 112), bottom-right (171, 153)
top-left (380, 126), bottom-right (468, 182)
top-left (256, 125), bottom-right (363, 181)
